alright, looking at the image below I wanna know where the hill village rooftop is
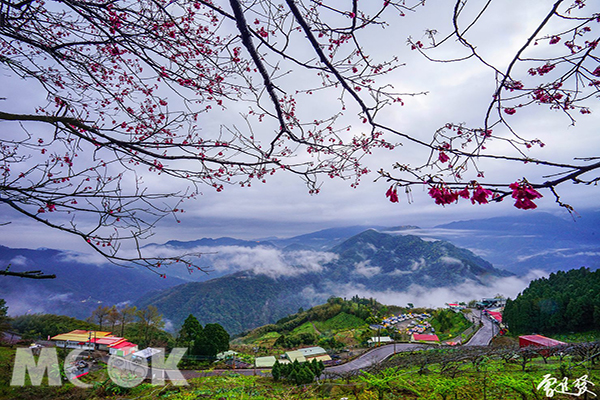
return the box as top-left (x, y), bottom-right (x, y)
top-left (50, 330), bottom-right (138, 357)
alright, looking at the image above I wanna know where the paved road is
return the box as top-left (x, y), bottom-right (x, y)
top-left (323, 343), bottom-right (427, 376)
top-left (324, 310), bottom-right (496, 375)
top-left (464, 311), bottom-right (496, 346)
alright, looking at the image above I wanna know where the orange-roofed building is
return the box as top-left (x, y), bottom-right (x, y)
top-left (51, 330), bottom-right (113, 350)
top-left (50, 330), bottom-right (137, 354)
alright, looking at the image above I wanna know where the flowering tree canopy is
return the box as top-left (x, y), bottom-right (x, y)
top-left (0, 0), bottom-right (598, 271)
top-left (382, 0), bottom-right (600, 210)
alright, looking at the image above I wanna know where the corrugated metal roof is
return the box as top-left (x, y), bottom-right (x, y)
top-left (110, 341), bottom-right (137, 349)
top-left (50, 330), bottom-right (112, 341)
top-left (368, 336), bottom-right (393, 343)
top-left (132, 347), bottom-right (162, 358)
top-left (306, 354), bottom-right (331, 362)
top-left (285, 350), bottom-right (306, 363)
top-left (254, 356), bottom-right (277, 368)
top-left (93, 336), bottom-right (125, 345)
top-left (297, 346), bottom-right (327, 357)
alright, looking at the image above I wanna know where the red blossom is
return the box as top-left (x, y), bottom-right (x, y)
top-left (549, 35), bottom-right (561, 44)
top-left (438, 152), bottom-right (450, 163)
top-left (505, 81), bottom-right (524, 91)
top-left (470, 185), bottom-right (493, 205)
top-left (428, 186), bottom-right (459, 205)
top-left (410, 41), bottom-right (423, 50)
top-left (504, 108), bottom-right (516, 115)
top-left (457, 187), bottom-right (470, 199)
top-left (509, 181), bottom-right (542, 209)
top-left (385, 186), bottom-right (399, 203)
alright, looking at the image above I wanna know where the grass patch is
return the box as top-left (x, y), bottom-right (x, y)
top-left (550, 330), bottom-right (600, 343)
top-left (430, 310), bottom-right (472, 341)
top-left (290, 321), bottom-right (317, 336)
top-left (314, 312), bottom-right (367, 332)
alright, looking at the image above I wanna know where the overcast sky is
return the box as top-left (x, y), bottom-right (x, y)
top-left (1, 0), bottom-right (599, 253)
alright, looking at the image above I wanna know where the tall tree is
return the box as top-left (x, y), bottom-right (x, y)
top-left (106, 306), bottom-right (121, 333)
top-left (176, 314), bottom-right (203, 350)
top-left (1, 0), bottom-right (598, 274)
top-left (119, 305), bottom-right (137, 338)
top-left (136, 305), bottom-right (165, 345)
top-left (193, 323), bottom-right (229, 358)
top-left (90, 305), bottom-right (111, 331)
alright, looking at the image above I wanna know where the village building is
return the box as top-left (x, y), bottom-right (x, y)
top-left (411, 333), bottom-right (440, 344)
top-left (50, 329), bottom-right (138, 356)
top-left (476, 297), bottom-right (507, 309)
top-left (254, 355), bottom-right (277, 368)
top-left (297, 346), bottom-right (331, 362)
top-left (518, 334), bottom-right (566, 348)
top-left (51, 330), bottom-right (113, 350)
top-left (254, 346), bottom-right (331, 368)
top-left (284, 350), bottom-right (306, 363)
top-left (131, 347), bottom-right (162, 362)
top-left (109, 341), bottom-right (138, 357)
top-left (367, 336), bottom-right (393, 347)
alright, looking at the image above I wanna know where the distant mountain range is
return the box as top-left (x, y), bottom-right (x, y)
top-left (0, 246), bottom-right (186, 319)
top-left (136, 229), bottom-right (512, 334)
top-left (418, 211), bottom-right (600, 274)
top-left (2, 211), bottom-right (598, 335)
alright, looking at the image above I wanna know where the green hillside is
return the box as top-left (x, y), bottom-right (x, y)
top-left (236, 296), bottom-right (388, 350)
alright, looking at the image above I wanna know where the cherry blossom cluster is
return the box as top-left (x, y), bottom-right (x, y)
top-left (509, 181), bottom-right (543, 210)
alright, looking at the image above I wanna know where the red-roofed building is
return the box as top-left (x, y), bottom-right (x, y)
top-left (411, 333), bottom-right (440, 343)
top-left (519, 335), bottom-right (565, 348)
top-left (108, 341), bottom-right (138, 357)
top-left (92, 336), bottom-right (127, 351)
top-left (487, 311), bottom-right (502, 323)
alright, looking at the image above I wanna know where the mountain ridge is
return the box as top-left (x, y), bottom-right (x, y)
top-left (136, 229), bottom-right (512, 334)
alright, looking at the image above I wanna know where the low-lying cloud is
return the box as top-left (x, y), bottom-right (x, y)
top-left (55, 243), bottom-right (339, 279)
top-left (206, 246), bottom-right (337, 278)
top-left (322, 269), bottom-right (548, 308)
top-left (136, 244), bottom-right (339, 279)
top-left (353, 260), bottom-right (381, 278)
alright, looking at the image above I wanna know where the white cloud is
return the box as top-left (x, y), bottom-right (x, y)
top-left (47, 293), bottom-right (73, 302)
top-left (516, 248), bottom-right (575, 262)
top-left (324, 269), bottom-right (547, 309)
top-left (140, 245), bottom-right (338, 279)
top-left (353, 260), bottom-right (382, 278)
top-left (9, 255), bottom-right (28, 266)
top-left (409, 258), bottom-right (426, 271)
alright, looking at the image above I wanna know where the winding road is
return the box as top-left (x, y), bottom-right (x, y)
top-left (323, 309), bottom-right (496, 375)
top-left (463, 310), bottom-right (495, 346)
